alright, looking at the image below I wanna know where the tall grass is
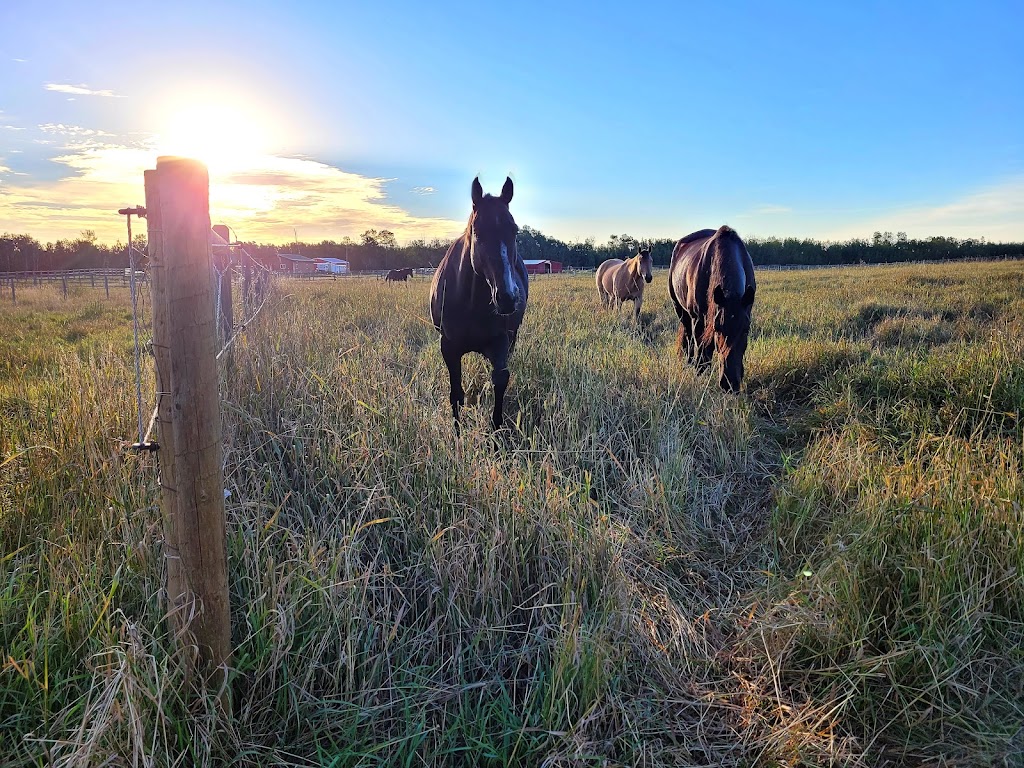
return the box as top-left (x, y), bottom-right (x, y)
top-left (0, 263), bottom-right (1022, 766)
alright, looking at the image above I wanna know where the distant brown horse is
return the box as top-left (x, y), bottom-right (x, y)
top-left (384, 267), bottom-right (414, 282)
top-left (668, 226), bottom-right (755, 392)
top-left (595, 245), bottom-right (653, 321)
top-left (429, 177), bottom-right (528, 432)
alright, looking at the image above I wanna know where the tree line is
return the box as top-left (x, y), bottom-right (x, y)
top-left (2, 227), bottom-right (1021, 273)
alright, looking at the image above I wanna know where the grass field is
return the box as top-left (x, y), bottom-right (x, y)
top-left (1, 262), bottom-right (1022, 766)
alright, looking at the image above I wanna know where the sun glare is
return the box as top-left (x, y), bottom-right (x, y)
top-left (156, 96), bottom-right (277, 174)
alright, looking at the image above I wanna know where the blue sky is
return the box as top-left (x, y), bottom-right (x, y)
top-left (1, 0), bottom-right (1022, 244)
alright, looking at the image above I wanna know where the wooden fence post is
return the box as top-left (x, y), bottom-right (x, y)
top-left (145, 157), bottom-right (231, 698)
top-left (104, 273), bottom-right (110, 300)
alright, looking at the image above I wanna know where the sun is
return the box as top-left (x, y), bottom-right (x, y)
top-left (155, 95), bottom-right (278, 174)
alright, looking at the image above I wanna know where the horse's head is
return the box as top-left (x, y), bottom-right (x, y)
top-left (632, 246), bottom-right (653, 284)
top-left (712, 284), bottom-right (755, 392)
top-left (469, 176), bottom-right (522, 316)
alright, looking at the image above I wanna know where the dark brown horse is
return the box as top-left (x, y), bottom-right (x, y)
top-left (668, 226), bottom-right (755, 392)
top-left (429, 177), bottom-right (528, 431)
top-left (384, 267), bottom-right (414, 282)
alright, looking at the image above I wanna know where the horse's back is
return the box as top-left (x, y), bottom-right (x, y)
top-left (669, 229), bottom-right (719, 315)
top-left (670, 226), bottom-right (752, 316)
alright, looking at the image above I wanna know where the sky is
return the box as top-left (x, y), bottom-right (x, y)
top-left (1, 0), bottom-right (1022, 246)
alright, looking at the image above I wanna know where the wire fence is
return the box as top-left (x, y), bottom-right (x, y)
top-left (112, 207), bottom-right (280, 455)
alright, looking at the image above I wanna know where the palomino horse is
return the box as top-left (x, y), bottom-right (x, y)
top-left (429, 177), bottom-right (528, 432)
top-left (668, 226), bottom-right (755, 392)
top-left (595, 245), bottom-right (654, 321)
top-left (384, 267), bottom-right (414, 282)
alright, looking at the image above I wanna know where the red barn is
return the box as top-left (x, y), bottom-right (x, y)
top-left (523, 259), bottom-right (563, 275)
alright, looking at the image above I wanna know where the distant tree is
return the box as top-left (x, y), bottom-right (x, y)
top-left (376, 230), bottom-right (397, 249)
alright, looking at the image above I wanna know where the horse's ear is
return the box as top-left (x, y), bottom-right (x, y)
top-left (713, 285), bottom-right (726, 306)
top-left (500, 176), bottom-right (513, 204)
top-left (742, 284), bottom-right (755, 306)
top-left (471, 177), bottom-right (483, 208)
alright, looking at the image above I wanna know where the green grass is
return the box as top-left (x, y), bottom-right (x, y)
top-left (0, 262), bottom-right (1022, 766)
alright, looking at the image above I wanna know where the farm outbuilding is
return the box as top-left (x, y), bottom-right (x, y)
top-left (315, 258), bottom-right (350, 274)
top-left (523, 259), bottom-right (563, 275)
top-left (278, 253), bottom-right (319, 274)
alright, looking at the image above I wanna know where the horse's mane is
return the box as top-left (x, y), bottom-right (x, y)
top-left (700, 226), bottom-right (747, 346)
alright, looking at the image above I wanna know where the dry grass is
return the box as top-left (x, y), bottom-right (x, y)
top-left (0, 261), bottom-right (1022, 766)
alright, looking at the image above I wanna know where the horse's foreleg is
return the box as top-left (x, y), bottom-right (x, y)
top-left (633, 296), bottom-right (642, 323)
top-left (440, 336), bottom-right (464, 433)
top-left (492, 366), bottom-right (510, 430)
top-left (676, 314), bottom-right (695, 362)
top-left (488, 341), bottom-right (511, 430)
top-left (691, 319), bottom-right (713, 372)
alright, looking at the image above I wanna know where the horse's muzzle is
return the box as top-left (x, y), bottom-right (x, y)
top-left (645, 275), bottom-right (653, 284)
top-left (494, 287), bottom-right (521, 316)
top-left (495, 300), bottom-right (520, 316)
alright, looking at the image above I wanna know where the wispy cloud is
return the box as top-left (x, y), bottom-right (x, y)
top-left (12, 58), bottom-right (28, 63)
top-left (412, 186), bottom-right (436, 195)
top-left (0, 139), bottom-right (462, 243)
top-left (1, 125), bottom-right (26, 131)
top-left (830, 177), bottom-right (1024, 242)
top-left (44, 83), bottom-right (124, 98)
top-left (750, 203), bottom-right (791, 215)
top-left (39, 123), bottom-right (114, 137)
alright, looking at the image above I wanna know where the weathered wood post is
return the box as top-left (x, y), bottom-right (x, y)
top-left (61, 275), bottom-right (68, 300)
top-left (144, 157), bottom-right (231, 699)
top-left (104, 273), bottom-right (110, 300)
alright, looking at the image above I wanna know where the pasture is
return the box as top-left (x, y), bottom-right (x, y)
top-left (0, 262), bottom-right (1022, 766)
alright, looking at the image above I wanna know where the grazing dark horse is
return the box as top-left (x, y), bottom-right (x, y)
top-left (430, 176), bottom-right (528, 432)
top-left (668, 226), bottom-right (756, 392)
top-left (384, 267), bottom-right (414, 282)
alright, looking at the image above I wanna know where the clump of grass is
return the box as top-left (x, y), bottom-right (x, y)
top-left (873, 314), bottom-right (954, 347)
